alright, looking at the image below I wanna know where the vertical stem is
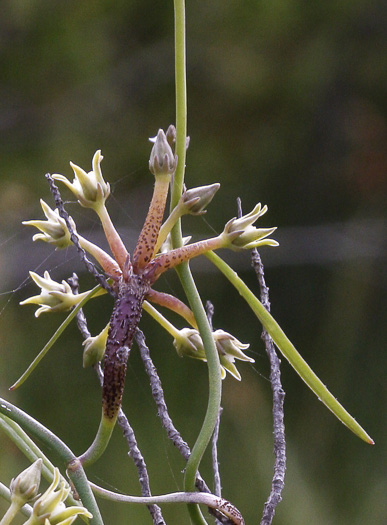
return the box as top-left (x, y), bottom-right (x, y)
top-left (172, 2), bottom-right (222, 524)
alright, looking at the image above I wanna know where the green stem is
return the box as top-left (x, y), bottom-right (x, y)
top-left (0, 501), bottom-right (22, 525)
top-left (0, 483), bottom-right (32, 519)
top-left (78, 411), bottom-right (116, 468)
top-left (172, 2), bottom-right (221, 524)
top-left (205, 251), bottom-right (374, 445)
top-left (0, 399), bottom-right (104, 524)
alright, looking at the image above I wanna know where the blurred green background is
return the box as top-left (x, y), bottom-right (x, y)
top-left (0, 1), bottom-right (386, 523)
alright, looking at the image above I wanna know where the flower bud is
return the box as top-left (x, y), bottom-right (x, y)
top-left (10, 459), bottom-right (42, 506)
top-left (149, 129), bottom-right (177, 177)
top-left (222, 203), bottom-right (279, 251)
top-left (82, 324), bottom-right (109, 367)
top-left (53, 150), bottom-right (110, 211)
top-left (23, 200), bottom-right (74, 249)
top-left (20, 271), bottom-right (89, 317)
top-left (181, 183), bottom-right (220, 215)
top-left (173, 328), bottom-right (206, 360)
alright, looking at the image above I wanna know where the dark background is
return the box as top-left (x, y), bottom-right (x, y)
top-left (0, 1), bottom-right (386, 523)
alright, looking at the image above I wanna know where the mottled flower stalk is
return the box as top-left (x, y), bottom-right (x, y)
top-left (132, 174), bottom-right (172, 271)
top-left (144, 235), bottom-right (227, 283)
top-left (145, 289), bottom-right (197, 328)
top-left (96, 204), bottom-right (130, 272)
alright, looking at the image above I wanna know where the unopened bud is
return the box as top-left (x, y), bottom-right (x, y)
top-left (149, 129), bottom-right (177, 177)
top-left (181, 183), bottom-right (220, 215)
top-left (10, 459), bottom-right (42, 506)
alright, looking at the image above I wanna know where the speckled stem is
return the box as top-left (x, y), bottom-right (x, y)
top-left (133, 175), bottom-right (171, 271)
top-left (144, 236), bottom-right (223, 283)
top-left (102, 276), bottom-right (150, 421)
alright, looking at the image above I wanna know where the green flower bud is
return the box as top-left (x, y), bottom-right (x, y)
top-left (52, 150), bottom-right (110, 211)
top-left (149, 129), bottom-right (177, 177)
top-left (82, 324), bottom-right (109, 367)
top-left (222, 203), bottom-right (279, 250)
top-left (23, 200), bottom-right (74, 249)
top-left (10, 459), bottom-right (42, 506)
top-left (181, 183), bottom-right (220, 215)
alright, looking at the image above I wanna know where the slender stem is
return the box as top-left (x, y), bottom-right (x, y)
top-left (146, 289), bottom-right (197, 327)
top-left (172, 2), bottom-right (222, 524)
top-left (142, 301), bottom-right (181, 338)
top-left (205, 251), bottom-right (374, 445)
top-left (78, 411), bottom-right (116, 468)
top-left (0, 501), bottom-right (22, 525)
top-left (0, 399), bottom-right (104, 524)
top-left (154, 201), bottom-right (184, 254)
top-left (97, 205), bottom-right (130, 271)
top-left (90, 484), bottom-right (244, 525)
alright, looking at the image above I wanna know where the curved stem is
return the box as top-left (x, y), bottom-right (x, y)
top-left (90, 483), bottom-right (244, 525)
top-left (172, 2), bottom-right (222, 524)
top-left (0, 399), bottom-right (104, 524)
top-left (205, 251), bottom-right (374, 445)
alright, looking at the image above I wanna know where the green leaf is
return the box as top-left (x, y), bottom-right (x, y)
top-left (205, 251), bottom-right (374, 445)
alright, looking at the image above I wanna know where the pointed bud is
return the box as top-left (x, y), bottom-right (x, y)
top-left (181, 183), bottom-right (220, 215)
top-left (165, 124), bottom-right (176, 148)
top-left (149, 129), bottom-right (177, 177)
top-left (82, 324), bottom-right (109, 367)
top-left (10, 459), bottom-right (42, 506)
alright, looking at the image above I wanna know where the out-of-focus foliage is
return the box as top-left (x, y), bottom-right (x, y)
top-left (0, 1), bottom-right (385, 524)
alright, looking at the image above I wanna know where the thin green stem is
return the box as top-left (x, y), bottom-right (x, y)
top-left (0, 399), bottom-right (104, 524)
top-left (172, 2), bottom-right (221, 524)
top-left (78, 410), bottom-right (116, 468)
top-left (0, 500), bottom-right (22, 525)
top-left (142, 301), bottom-right (181, 338)
top-left (205, 251), bottom-right (374, 445)
top-left (0, 483), bottom-right (32, 519)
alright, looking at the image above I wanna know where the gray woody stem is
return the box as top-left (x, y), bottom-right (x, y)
top-left (251, 249), bottom-right (286, 525)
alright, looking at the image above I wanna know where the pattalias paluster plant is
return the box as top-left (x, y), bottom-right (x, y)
top-left (0, 2), bottom-right (373, 525)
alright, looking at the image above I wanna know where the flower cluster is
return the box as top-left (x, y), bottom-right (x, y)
top-left (21, 128), bottom-right (277, 381)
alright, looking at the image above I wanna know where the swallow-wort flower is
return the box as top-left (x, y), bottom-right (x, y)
top-left (24, 468), bottom-right (92, 525)
top-left (221, 203), bottom-right (278, 250)
top-left (20, 271), bottom-right (92, 317)
top-left (173, 327), bottom-right (253, 380)
top-left (52, 150), bottom-right (110, 212)
top-left (22, 200), bottom-right (73, 249)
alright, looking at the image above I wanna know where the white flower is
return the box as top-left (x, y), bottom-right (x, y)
top-left (23, 200), bottom-right (74, 249)
top-left (221, 203), bottom-right (278, 250)
top-left (213, 329), bottom-right (254, 381)
top-left (53, 150), bottom-right (110, 211)
top-left (24, 468), bottom-right (92, 525)
top-left (20, 271), bottom-right (89, 317)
